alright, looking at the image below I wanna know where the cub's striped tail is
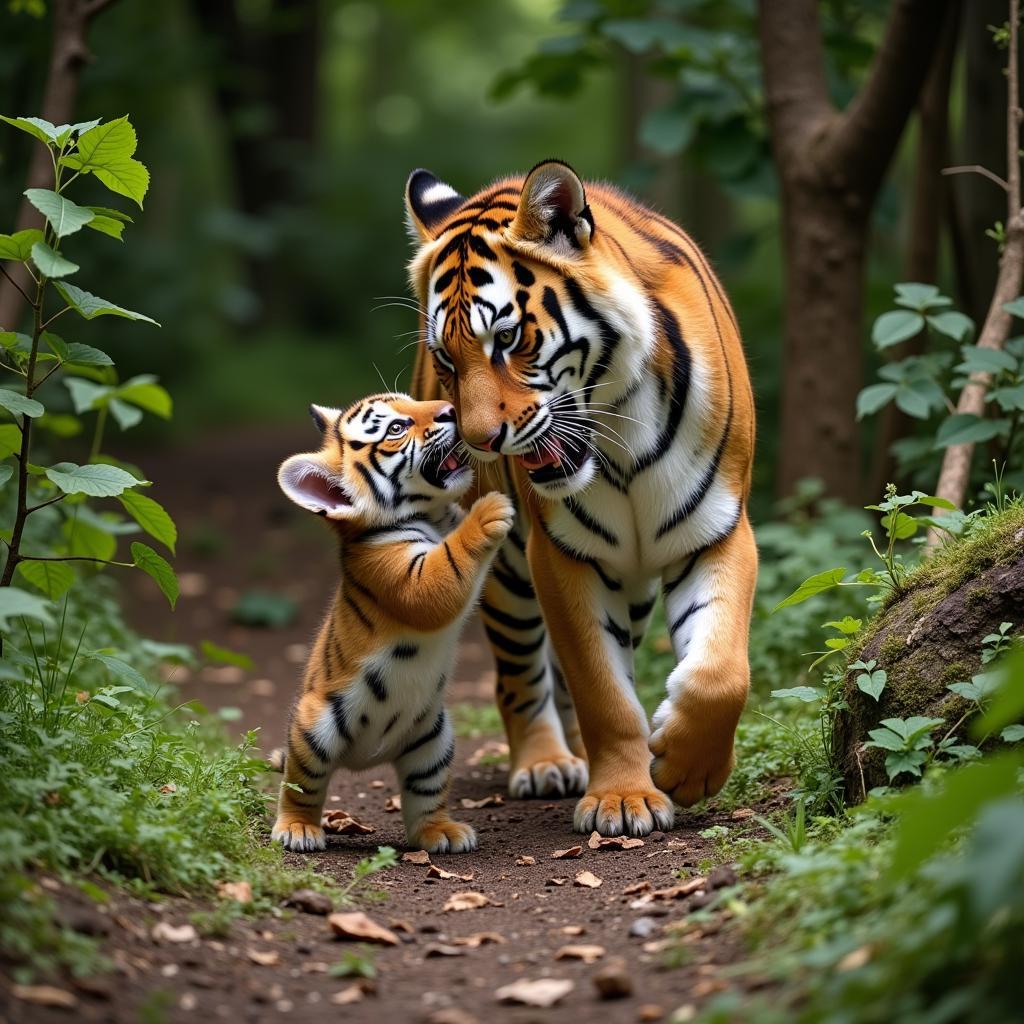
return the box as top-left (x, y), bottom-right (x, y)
top-left (267, 747), bottom-right (286, 773)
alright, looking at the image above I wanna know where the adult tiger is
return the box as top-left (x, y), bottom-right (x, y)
top-left (404, 160), bottom-right (757, 837)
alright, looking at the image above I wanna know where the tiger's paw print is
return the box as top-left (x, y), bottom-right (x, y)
top-left (470, 492), bottom-right (515, 544)
top-left (573, 785), bottom-right (675, 837)
top-left (509, 753), bottom-right (588, 799)
top-left (409, 819), bottom-right (478, 854)
top-left (271, 818), bottom-right (326, 853)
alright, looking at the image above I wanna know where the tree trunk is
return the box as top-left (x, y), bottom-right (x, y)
top-left (0, 0), bottom-right (117, 332)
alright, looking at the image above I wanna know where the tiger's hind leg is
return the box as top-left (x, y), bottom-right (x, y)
top-left (482, 525), bottom-right (587, 799)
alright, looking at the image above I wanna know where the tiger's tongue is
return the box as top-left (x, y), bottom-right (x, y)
top-left (442, 454), bottom-right (460, 472)
top-left (518, 437), bottom-right (563, 470)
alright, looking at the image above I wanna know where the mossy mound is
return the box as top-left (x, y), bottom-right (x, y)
top-left (834, 503), bottom-right (1024, 801)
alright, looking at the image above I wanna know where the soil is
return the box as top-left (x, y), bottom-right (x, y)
top-left (0, 424), bottom-right (776, 1024)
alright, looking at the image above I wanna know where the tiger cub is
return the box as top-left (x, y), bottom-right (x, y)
top-left (272, 393), bottom-right (513, 853)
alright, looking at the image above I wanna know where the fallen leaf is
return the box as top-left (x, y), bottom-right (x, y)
top-left (328, 911), bottom-right (398, 945)
top-left (427, 864), bottom-right (474, 882)
top-left (560, 925), bottom-right (585, 936)
top-left (623, 880), bottom-right (652, 895)
top-left (467, 740), bottom-right (509, 766)
top-left (651, 877), bottom-right (706, 901)
top-left (151, 921), bottom-right (198, 944)
top-left (555, 943), bottom-right (605, 963)
top-left (330, 980), bottom-right (376, 1004)
top-left (588, 831), bottom-right (644, 850)
top-left (246, 948), bottom-right (280, 966)
top-left (390, 918), bottom-right (414, 934)
top-left (321, 809), bottom-right (375, 835)
top-left (285, 888), bottom-right (333, 915)
top-left (402, 850), bottom-right (431, 865)
top-left (551, 845), bottom-right (583, 859)
top-left (515, 855), bottom-right (535, 866)
top-left (217, 880), bottom-right (253, 903)
top-left (443, 891), bottom-right (503, 912)
top-left (638, 1004), bottom-right (665, 1022)
top-left (460, 794), bottom-right (504, 809)
top-left (450, 932), bottom-right (505, 948)
top-left (370, 779), bottom-right (385, 789)
top-left (495, 978), bottom-right (574, 1007)
top-left (12, 985), bottom-right (77, 1008)
top-left (574, 870), bottom-right (603, 889)
top-left (384, 794), bottom-right (401, 812)
top-left (425, 943), bottom-right (466, 957)
top-left (730, 807), bottom-right (755, 820)
top-left (546, 877), bottom-right (568, 886)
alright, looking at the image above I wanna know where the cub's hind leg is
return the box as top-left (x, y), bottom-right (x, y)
top-left (395, 705), bottom-right (476, 853)
top-left (272, 692), bottom-right (340, 852)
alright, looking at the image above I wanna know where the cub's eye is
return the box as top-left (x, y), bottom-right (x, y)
top-left (386, 422), bottom-right (407, 437)
top-left (495, 325), bottom-right (520, 349)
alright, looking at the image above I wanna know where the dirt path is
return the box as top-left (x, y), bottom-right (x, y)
top-left (2, 426), bottom-right (762, 1023)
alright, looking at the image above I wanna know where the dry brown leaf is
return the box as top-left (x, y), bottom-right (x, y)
top-left (467, 740), bottom-right (509, 766)
top-left (246, 948), bottom-right (279, 966)
top-left (651, 877), bottom-right (707, 901)
top-left (425, 943), bottom-right (466, 958)
top-left (151, 921), bottom-right (198, 944)
top-left (460, 794), bottom-right (504, 809)
top-left (427, 864), bottom-right (474, 882)
top-left (217, 880), bottom-right (253, 903)
top-left (402, 849), bottom-right (431, 865)
top-left (574, 869), bottom-right (603, 889)
top-left (370, 779), bottom-right (385, 789)
top-left (159, 783), bottom-right (177, 794)
top-left (515, 855), bottom-right (535, 866)
top-left (495, 978), bottom-right (574, 1007)
top-left (555, 943), bottom-right (606, 963)
top-left (546, 877), bottom-right (568, 886)
top-left (384, 794), bottom-right (401, 812)
top-left (623, 880), bottom-right (652, 895)
top-left (560, 924), bottom-right (585, 936)
top-left (330, 980), bottom-right (376, 1004)
top-left (450, 931), bottom-right (505, 948)
top-left (443, 891), bottom-right (502, 912)
top-left (588, 831), bottom-right (645, 850)
top-left (638, 1004), bottom-right (666, 1022)
top-left (730, 807), bottom-right (755, 820)
top-left (328, 911), bottom-right (398, 945)
top-left (12, 985), bottom-right (77, 1008)
top-left (389, 918), bottom-right (414, 934)
top-left (551, 845), bottom-right (583, 859)
top-left (321, 809), bottom-right (375, 835)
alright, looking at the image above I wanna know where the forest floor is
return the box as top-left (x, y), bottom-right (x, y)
top-left (1, 425), bottom-right (780, 1024)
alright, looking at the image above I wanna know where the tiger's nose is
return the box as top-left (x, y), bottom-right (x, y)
top-left (434, 404), bottom-right (456, 424)
top-left (473, 426), bottom-right (504, 452)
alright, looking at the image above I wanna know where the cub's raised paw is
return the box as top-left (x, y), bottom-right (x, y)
top-left (272, 819), bottom-right (326, 853)
top-left (573, 786), bottom-right (674, 837)
top-left (471, 492), bottom-right (515, 543)
top-left (409, 819), bottom-right (478, 854)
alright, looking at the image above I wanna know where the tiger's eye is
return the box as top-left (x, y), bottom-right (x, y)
top-left (496, 326), bottom-right (517, 347)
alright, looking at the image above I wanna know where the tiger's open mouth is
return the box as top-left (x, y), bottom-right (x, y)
top-left (421, 445), bottom-right (471, 489)
top-left (516, 433), bottom-right (591, 484)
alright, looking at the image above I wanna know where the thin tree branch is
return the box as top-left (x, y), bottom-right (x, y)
top-left (16, 553), bottom-right (132, 566)
top-left (0, 264), bottom-right (33, 307)
top-left (941, 164), bottom-right (1010, 192)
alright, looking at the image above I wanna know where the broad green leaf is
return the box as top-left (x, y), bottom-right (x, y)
top-left (881, 510), bottom-right (918, 540)
top-left (639, 103), bottom-right (694, 156)
top-left (108, 398), bottom-right (143, 430)
top-left (770, 686), bottom-right (824, 703)
top-left (955, 346), bottom-right (1018, 376)
top-left (927, 310), bottom-right (974, 342)
top-left (1002, 296), bottom-right (1024, 318)
top-left (935, 413), bottom-right (1010, 448)
top-left (0, 465), bottom-right (12, 488)
top-left (16, 559), bottom-right (75, 600)
top-left (866, 727), bottom-right (905, 752)
top-left (0, 115), bottom-right (61, 144)
top-left (46, 461), bottom-right (145, 497)
top-left (118, 490), bottom-right (177, 553)
top-left (30, 241), bottom-right (78, 278)
top-left (893, 386), bottom-right (931, 420)
top-left (116, 376), bottom-right (172, 418)
top-left (888, 754), bottom-right (1021, 879)
top-left (772, 568), bottom-right (847, 612)
top-left (24, 188), bottom-right (94, 238)
top-left (201, 640), bottom-right (254, 671)
top-left (855, 668), bottom-right (887, 701)
top-left (62, 517), bottom-right (117, 562)
top-left (132, 541), bottom-right (178, 609)
top-left (0, 388), bottom-right (43, 418)
top-left (880, 715), bottom-right (945, 744)
top-left (85, 651), bottom-right (148, 690)
top-left (62, 116), bottom-right (149, 207)
top-left (0, 228), bottom-right (44, 261)
top-left (872, 310), bottom-right (924, 349)
top-left (990, 383), bottom-right (1024, 412)
top-left (64, 378), bottom-right (112, 414)
top-left (0, 585), bottom-right (54, 629)
top-left (884, 750), bottom-right (927, 781)
top-left (0, 423), bottom-right (21, 458)
top-left (84, 215), bottom-right (125, 241)
top-left (910, 492), bottom-right (957, 510)
top-left (825, 616), bottom-right (862, 635)
top-left (65, 342), bottom-right (113, 367)
top-left (975, 648), bottom-right (1024, 734)
top-left (894, 282), bottom-right (950, 312)
top-left (86, 205), bottom-right (134, 224)
top-left (1001, 724), bottom-right (1024, 742)
top-left (856, 383), bottom-right (897, 419)
top-left (53, 281), bottom-right (159, 325)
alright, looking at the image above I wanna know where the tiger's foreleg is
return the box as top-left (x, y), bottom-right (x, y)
top-left (650, 515), bottom-right (757, 806)
top-left (482, 522), bottom-right (587, 799)
top-left (528, 525), bottom-right (674, 837)
top-left (394, 705), bottom-right (477, 853)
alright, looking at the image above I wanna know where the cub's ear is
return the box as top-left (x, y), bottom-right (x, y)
top-left (277, 454), bottom-right (354, 520)
top-left (309, 403), bottom-right (342, 435)
top-left (405, 169), bottom-right (466, 242)
top-left (510, 159), bottom-right (593, 256)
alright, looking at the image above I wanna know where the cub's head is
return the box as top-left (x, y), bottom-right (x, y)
top-left (277, 394), bottom-right (472, 527)
top-left (405, 159), bottom-right (648, 499)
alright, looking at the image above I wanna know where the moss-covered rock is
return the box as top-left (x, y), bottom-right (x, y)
top-left (834, 505), bottom-right (1024, 801)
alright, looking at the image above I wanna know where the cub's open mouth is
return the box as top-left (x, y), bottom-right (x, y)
top-left (421, 445), bottom-right (471, 488)
top-left (515, 433), bottom-right (591, 483)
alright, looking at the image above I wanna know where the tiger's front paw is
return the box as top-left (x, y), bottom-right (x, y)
top-left (509, 752), bottom-right (588, 799)
top-left (573, 783), bottom-right (674, 837)
top-left (408, 819), bottom-right (478, 854)
top-left (272, 818), bottom-right (326, 853)
top-left (469, 492), bottom-right (515, 545)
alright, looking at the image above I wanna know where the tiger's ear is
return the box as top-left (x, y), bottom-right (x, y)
top-left (309, 403), bottom-right (341, 435)
top-left (405, 169), bottom-right (466, 242)
top-left (278, 453), bottom-right (355, 520)
top-left (510, 159), bottom-right (593, 255)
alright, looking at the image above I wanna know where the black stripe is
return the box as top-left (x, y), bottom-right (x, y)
top-left (484, 624), bottom-right (545, 657)
top-left (403, 740), bottom-right (455, 784)
top-left (492, 563), bottom-right (535, 600)
top-left (480, 600), bottom-right (544, 632)
top-left (528, 689), bottom-right (552, 721)
top-left (291, 747), bottom-right (328, 779)
top-left (383, 711), bottom-right (401, 735)
top-left (495, 657), bottom-right (534, 678)
top-left (669, 601), bottom-right (709, 636)
top-left (563, 496), bottom-right (618, 546)
top-left (407, 550), bottom-right (427, 578)
top-left (664, 551), bottom-right (701, 595)
top-left (629, 596), bottom-right (657, 622)
top-left (355, 461), bottom-right (388, 506)
top-left (604, 615), bottom-right (631, 649)
top-left (400, 709), bottom-right (446, 758)
top-left (328, 691), bottom-right (352, 740)
top-left (443, 541), bottom-right (463, 581)
top-left (302, 728), bottom-right (332, 764)
top-left (365, 667), bottom-right (388, 702)
top-left (393, 643), bottom-right (418, 660)
top-left (343, 592), bottom-right (373, 631)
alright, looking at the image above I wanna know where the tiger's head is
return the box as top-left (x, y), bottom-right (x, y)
top-left (405, 159), bottom-right (654, 499)
top-left (277, 394), bottom-right (472, 527)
